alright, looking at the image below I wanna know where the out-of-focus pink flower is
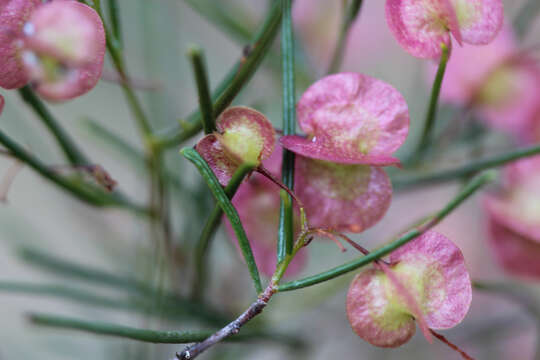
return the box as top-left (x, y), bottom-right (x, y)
top-left (484, 155), bottom-right (540, 278)
top-left (293, 1), bottom-right (401, 74)
top-left (0, 0), bottom-right (105, 101)
top-left (224, 148), bottom-right (307, 278)
top-left (292, 0), bottom-right (339, 71)
top-left (347, 231), bottom-right (472, 347)
top-left (0, 0), bottom-right (41, 89)
top-left (21, 0), bottom-right (106, 101)
top-left (0, 94), bottom-right (4, 115)
top-left (196, 106), bottom-right (276, 186)
top-left (435, 26), bottom-right (540, 143)
top-left (280, 73), bottom-right (409, 232)
top-left (386, 0), bottom-right (503, 59)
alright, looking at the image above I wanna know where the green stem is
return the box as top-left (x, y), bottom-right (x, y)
top-left (81, 118), bottom-right (184, 192)
top-left (93, 3), bottom-right (153, 149)
top-left (192, 164), bottom-right (253, 300)
top-left (18, 246), bottom-right (151, 293)
top-left (278, 0), bottom-right (296, 262)
top-left (183, 0), bottom-right (253, 43)
top-left (29, 312), bottom-right (305, 348)
top-left (188, 46), bottom-right (215, 134)
top-left (153, 0), bottom-right (283, 149)
top-left (18, 86), bottom-right (89, 165)
top-left (183, 0), bottom-right (313, 87)
top-left (276, 171), bottom-right (495, 292)
top-left (17, 246), bottom-right (231, 324)
top-left (107, 0), bottom-right (122, 49)
top-left (327, 0), bottom-right (364, 74)
top-left (0, 281), bottom-right (227, 325)
top-left (30, 313), bottom-right (220, 343)
top-left (394, 143), bottom-right (540, 190)
top-left (0, 128), bottom-right (144, 212)
top-left (181, 148), bottom-right (262, 294)
top-left (409, 43), bottom-right (450, 162)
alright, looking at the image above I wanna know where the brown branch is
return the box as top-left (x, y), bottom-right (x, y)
top-left (176, 285), bottom-right (276, 359)
top-left (430, 330), bottom-right (475, 360)
top-left (256, 165), bottom-right (304, 209)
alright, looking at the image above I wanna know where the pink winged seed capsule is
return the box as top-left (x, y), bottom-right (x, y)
top-left (281, 73), bottom-right (409, 232)
top-left (346, 231), bottom-right (472, 347)
top-left (21, 0), bottom-right (106, 101)
top-left (196, 106), bottom-right (276, 186)
top-left (385, 0), bottom-right (503, 59)
top-left (0, 0), bottom-right (41, 89)
top-left (295, 157), bottom-right (393, 233)
top-left (281, 73), bottom-right (409, 166)
top-left (224, 148), bottom-right (307, 278)
top-left (484, 155), bottom-right (540, 278)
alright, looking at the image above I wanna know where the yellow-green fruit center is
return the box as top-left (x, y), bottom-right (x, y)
top-left (221, 119), bottom-right (264, 165)
top-left (371, 261), bottom-right (446, 330)
top-left (451, 0), bottom-right (480, 29)
top-left (476, 67), bottom-right (517, 107)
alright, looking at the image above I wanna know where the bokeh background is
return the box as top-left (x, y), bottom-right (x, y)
top-left (1, 0), bottom-right (540, 359)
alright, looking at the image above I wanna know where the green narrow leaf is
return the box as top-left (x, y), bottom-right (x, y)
top-left (18, 86), bottom-right (89, 166)
top-left (0, 280), bottom-right (228, 325)
top-left (154, 0), bottom-right (284, 148)
top-left (394, 143), bottom-right (540, 190)
top-left (0, 127), bottom-right (144, 213)
top-left (192, 164), bottom-right (254, 299)
top-left (181, 148), bottom-right (262, 294)
top-left (29, 313), bottom-right (221, 344)
top-left (278, 0), bottom-right (296, 262)
top-left (188, 46), bottom-right (215, 134)
top-left (107, 0), bottom-right (122, 49)
top-left (407, 43), bottom-right (450, 164)
top-left (29, 312), bottom-right (306, 347)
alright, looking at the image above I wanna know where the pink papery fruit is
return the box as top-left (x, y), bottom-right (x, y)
top-left (196, 106), bottom-right (276, 186)
top-left (434, 26), bottom-right (540, 143)
top-left (280, 73), bottom-right (408, 233)
top-left (385, 0), bottom-right (503, 59)
top-left (224, 148), bottom-right (307, 278)
top-left (346, 231), bottom-right (472, 347)
top-left (295, 157), bottom-right (392, 233)
top-left (0, 0), bottom-right (41, 89)
top-left (21, 0), bottom-right (106, 101)
top-left (484, 155), bottom-right (540, 278)
top-left (281, 73), bottom-right (409, 166)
